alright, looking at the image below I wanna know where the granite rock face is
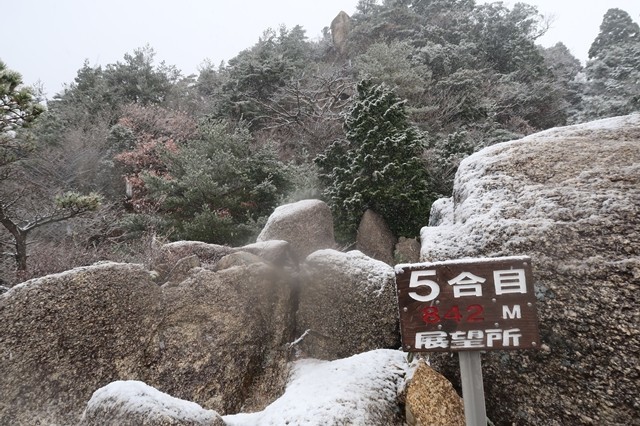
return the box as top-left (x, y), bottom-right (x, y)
top-left (394, 237), bottom-right (421, 264)
top-left (356, 209), bottom-right (397, 265)
top-left (257, 199), bottom-right (335, 260)
top-left (405, 362), bottom-right (465, 426)
top-left (330, 11), bottom-right (351, 55)
top-left (152, 241), bottom-right (236, 282)
top-left (145, 263), bottom-right (296, 415)
top-left (296, 249), bottom-right (400, 360)
top-left (0, 263), bottom-right (162, 425)
top-left (421, 114), bottom-right (640, 425)
top-left (0, 260), bottom-right (296, 424)
top-left (81, 380), bottom-right (225, 426)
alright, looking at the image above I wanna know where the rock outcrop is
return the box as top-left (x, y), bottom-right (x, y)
top-left (81, 381), bottom-right (225, 426)
top-left (296, 249), bottom-right (400, 360)
top-left (421, 114), bottom-right (640, 425)
top-left (257, 199), bottom-right (335, 260)
top-left (0, 263), bottom-right (162, 425)
top-left (331, 11), bottom-right (351, 55)
top-left (356, 209), bottom-right (397, 265)
top-left (0, 260), bottom-right (296, 424)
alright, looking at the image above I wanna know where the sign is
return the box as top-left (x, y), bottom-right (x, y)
top-left (395, 256), bottom-right (540, 352)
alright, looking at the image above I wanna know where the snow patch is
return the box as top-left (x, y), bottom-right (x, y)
top-left (263, 199), bottom-right (325, 223)
top-left (306, 249), bottom-right (395, 295)
top-left (1, 262), bottom-right (146, 299)
top-left (223, 349), bottom-right (411, 426)
top-left (83, 380), bottom-right (219, 422)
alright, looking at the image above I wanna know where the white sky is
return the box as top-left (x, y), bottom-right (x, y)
top-left (3, 0), bottom-right (640, 98)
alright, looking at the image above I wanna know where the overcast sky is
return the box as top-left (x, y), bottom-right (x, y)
top-left (3, 0), bottom-right (640, 98)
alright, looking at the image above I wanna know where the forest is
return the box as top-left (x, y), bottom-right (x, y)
top-left (1, 0), bottom-right (639, 285)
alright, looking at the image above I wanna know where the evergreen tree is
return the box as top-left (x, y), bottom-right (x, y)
top-left (142, 120), bottom-right (291, 246)
top-left (315, 80), bottom-right (433, 240)
top-left (1, 61), bottom-right (100, 273)
top-left (581, 9), bottom-right (640, 120)
top-left (588, 8), bottom-right (640, 59)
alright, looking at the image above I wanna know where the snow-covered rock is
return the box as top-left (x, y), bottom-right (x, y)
top-left (257, 199), bottom-right (335, 260)
top-left (223, 349), bottom-right (409, 426)
top-left (80, 380), bottom-right (225, 426)
top-left (0, 260), bottom-right (296, 424)
top-left (296, 249), bottom-right (400, 360)
top-left (422, 114), bottom-right (640, 425)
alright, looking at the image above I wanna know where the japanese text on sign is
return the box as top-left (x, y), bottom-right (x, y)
top-left (395, 256), bottom-right (540, 352)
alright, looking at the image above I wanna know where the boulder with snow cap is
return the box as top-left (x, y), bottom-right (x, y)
top-left (0, 260), bottom-right (296, 423)
top-left (421, 114), bottom-right (640, 425)
top-left (80, 380), bottom-right (225, 426)
top-left (257, 199), bottom-right (335, 260)
top-left (296, 249), bottom-right (400, 360)
top-left (0, 263), bottom-right (162, 425)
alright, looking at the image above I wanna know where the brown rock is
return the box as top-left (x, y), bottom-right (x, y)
top-left (297, 249), bottom-right (399, 360)
top-left (153, 241), bottom-right (236, 279)
top-left (331, 11), bottom-right (351, 55)
top-left (257, 199), bottom-right (335, 260)
top-left (162, 255), bottom-right (201, 287)
top-left (215, 251), bottom-right (265, 270)
top-left (142, 263), bottom-right (295, 415)
top-left (356, 209), bottom-right (397, 265)
top-left (421, 114), bottom-right (640, 425)
top-left (405, 362), bottom-right (465, 426)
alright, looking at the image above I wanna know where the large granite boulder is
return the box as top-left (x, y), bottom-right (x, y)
top-left (356, 209), bottom-right (397, 265)
top-left (257, 199), bottom-right (335, 260)
top-left (223, 349), bottom-right (409, 426)
top-left (0, 260), bottom-right (295, 424)
top-left (296, 249), bottom-right (400, 360)
top-left (145, 263), bottom-right (295, 415)
top-left (421, 114), bottom-right (640, 425)
top-left (81, 380), bottom-right (225, 426)
top-left (0, 263), bottom-right (161, 425)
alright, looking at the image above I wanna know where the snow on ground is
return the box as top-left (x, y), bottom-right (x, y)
top-left (223, 349), bottom-right (412, 426)
top-left (82, 380), bottom-right (220, 423)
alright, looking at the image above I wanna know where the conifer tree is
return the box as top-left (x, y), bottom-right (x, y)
top-left (588, 8), bottom-right (640, 59)
top-left (581, 8), bottom-right (640, 119)
top-left (316, 80), bottom-right (433, 240)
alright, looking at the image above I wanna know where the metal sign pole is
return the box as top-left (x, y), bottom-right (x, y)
top-left (459, 351), bottom-right (487, 426)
